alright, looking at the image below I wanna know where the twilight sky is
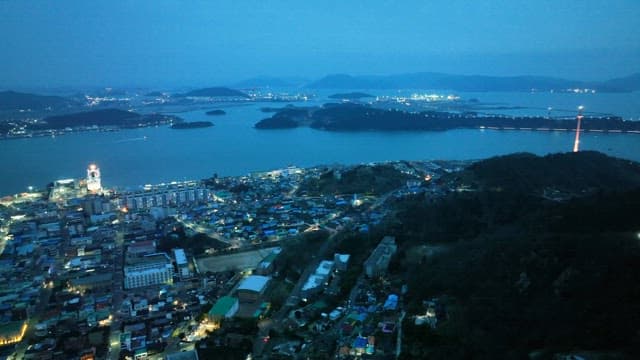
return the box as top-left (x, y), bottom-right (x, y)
top-left (1, 0), bottom-right (639, 88)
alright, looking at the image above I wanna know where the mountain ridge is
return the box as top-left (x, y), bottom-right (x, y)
top-left (306, 72), bottom-right (640, 92)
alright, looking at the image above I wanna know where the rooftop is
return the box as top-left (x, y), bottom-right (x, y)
top-left (165, 349), bottom-right (199, 360)
top-left (173, 248), bottom-right (187, 265)
top-left (237, 275), bottom-right (270, 293)
top-left (208, 296), bottom-right (238, 316)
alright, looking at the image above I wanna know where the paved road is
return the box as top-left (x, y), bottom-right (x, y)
top-left (252, 229), bottom-right (338, 357)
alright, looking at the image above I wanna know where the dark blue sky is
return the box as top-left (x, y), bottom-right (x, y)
top-left (1, 1), bottom-right (639, 88)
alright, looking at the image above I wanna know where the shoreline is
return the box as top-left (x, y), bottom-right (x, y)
top-left (5, 123), bottom-right (640, 142)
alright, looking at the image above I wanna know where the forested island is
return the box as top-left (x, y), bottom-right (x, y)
top-left (170, 121), bottom-right (213, 129)
top-left (39, 109), bottom-right (181, 129)
top-left (205, 109), bottom-right (226, 116)
top-left (255, 103), bottom-right (640, 132)
top-left (0, 108), bottom-right (182, 138)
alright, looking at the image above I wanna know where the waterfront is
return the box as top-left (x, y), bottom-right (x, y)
top-left (1, 90), bottom-right (640, 196)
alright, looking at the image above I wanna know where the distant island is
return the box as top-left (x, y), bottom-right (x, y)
top-left (176, 87), bottom-right (250, 98)
top-left (255, 103), bottom-right (640, 132)
top-left (0, 108), bottom-right (182, 139)
top-left (205, 109), bottom-right (226, 116)
top-left (38, 109), bottom-right (181, 129)
top-left (328, 92), bottom-right (375, 100)
top-left (170, 121), bottom-right (213, 129)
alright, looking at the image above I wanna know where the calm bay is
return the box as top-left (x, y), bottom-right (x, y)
top-left (1, 90), bottom-right (639, 196)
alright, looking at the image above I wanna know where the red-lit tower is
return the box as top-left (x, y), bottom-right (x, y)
top-left (573, 105), bottom-right (584, 152)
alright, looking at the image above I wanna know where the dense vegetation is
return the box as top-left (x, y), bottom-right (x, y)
top-left (254, 107), bottom-right (310, 129)
top-left (385, 152), bottom-right (640, 358)
top-left (297, 164), bottom-right (413, 196)
top-left (254, 103), bottom-right (639, 132)
top-left (158, 225), bottom-right (229, 256)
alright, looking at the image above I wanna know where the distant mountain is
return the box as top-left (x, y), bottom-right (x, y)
top-left (308, 74), bottom-right (382, 89)
top-left (233, 76), bottom-right (309, 88)
top-left (176, 87), bottom-right (250, 98)
top-left (596, 73), bottom-right (640, 92)
top-left (307, 72), bottom-right (640, 92)
top-left (0, 90), bottom-right (79, 111)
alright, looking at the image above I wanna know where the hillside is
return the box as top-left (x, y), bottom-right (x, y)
top-left (460, 151), bottom-right (640, 194)
top-left (298, 163), bottom-right (413, 196)
top-left (384, 152), bottom-right (640, 358)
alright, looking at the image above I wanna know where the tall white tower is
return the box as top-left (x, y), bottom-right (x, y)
top-left (87, 164), bottom-right (102, 193)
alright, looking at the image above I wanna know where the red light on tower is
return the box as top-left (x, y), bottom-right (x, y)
top-left (573, 106), bottom-right (584, 152)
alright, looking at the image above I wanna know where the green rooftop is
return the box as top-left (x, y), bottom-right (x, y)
top-left (208, 296), bottom-right (238, 317)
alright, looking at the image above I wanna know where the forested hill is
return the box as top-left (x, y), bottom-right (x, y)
top-left (457, 151), bottom-right (640, 194)
top-left (384, 151), bottom-right (640, 358)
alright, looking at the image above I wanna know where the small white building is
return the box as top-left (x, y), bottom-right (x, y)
top-left (172, 248), bottom-right (191, 279)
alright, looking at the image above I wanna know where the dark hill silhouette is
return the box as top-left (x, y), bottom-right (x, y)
top-left (307, 72), bottom-right (640, 92)
top-left (0, 90), bottom-right (79, 111)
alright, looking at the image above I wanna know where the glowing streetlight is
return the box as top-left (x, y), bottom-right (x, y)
top-left (573, 106), bottom-right (585, 152)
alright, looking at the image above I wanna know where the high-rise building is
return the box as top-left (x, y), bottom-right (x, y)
top-left (364, 236), bottom-right (397, 278)
top-left (86, 164), bottom-right (102, 193)
top-left (124, 253), bottom-right (173, 289)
